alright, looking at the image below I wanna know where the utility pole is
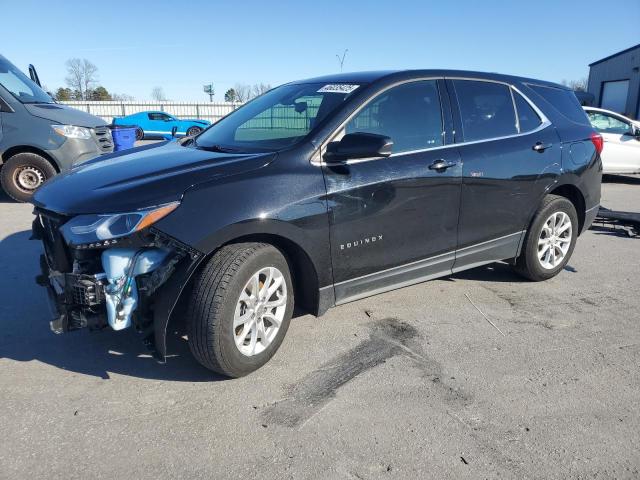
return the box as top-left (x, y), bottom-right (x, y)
top-left (336, 49), bottom-right (348, 72)
top-left (203, 83), bottom-right (215, 102)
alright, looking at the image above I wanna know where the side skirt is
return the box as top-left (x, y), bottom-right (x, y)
top-left (328, 231), bottom-right (524, 307)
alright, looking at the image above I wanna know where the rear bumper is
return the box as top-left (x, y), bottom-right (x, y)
top-left (583, 203), bottom-right (599, 234)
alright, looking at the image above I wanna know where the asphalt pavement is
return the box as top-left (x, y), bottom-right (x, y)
top-left (0, 175), bottom-right (639, 479)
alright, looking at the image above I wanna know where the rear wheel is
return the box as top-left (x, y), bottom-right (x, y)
top-left (186, 126), bottom-right (202, 137)
top-left (0, 152), bottom-right (57, 202)
top-left (135, 127), bottom-right (144, 141)
top-left (513, 194), bottom-right (578, 281)
top-left (187, 243), bottom-right (294, 378)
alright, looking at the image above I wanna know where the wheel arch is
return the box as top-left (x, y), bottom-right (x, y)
top-left (0, 145), bottom-right (60, 172)
top-left (547, 183), bottom-right (586, 233)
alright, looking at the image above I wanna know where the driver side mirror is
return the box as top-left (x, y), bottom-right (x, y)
top-left (632, 125), bottom-right (640, 139)
top-left (324, 132), bottom-right (393, 163)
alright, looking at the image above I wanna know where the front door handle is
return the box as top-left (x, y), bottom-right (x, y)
top-left (532, 142), bottom-right (552, 152)
top-left (428, 159), bottom-right (458, 172)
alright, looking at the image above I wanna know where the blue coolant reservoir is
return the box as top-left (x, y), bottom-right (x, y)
top-left (101, 248), bottom-right (170, 330)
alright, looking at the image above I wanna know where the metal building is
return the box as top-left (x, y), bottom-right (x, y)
top-left (587, 44), bottom-right (640, 119)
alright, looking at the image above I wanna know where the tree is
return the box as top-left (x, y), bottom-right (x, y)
top-left (561, 78), bottom-right (587, 92)
top-left (233, 83), bottom-right (252, 103)
top-left (112, 92), bottom-right (135, 101)
top-left (55, 87), bottom-right (73, 101)
top-left (65, 58), bottom-right (98, 100)
top-left (251, 83), bottom-right (271, 98)
top-left (90, 86), bottom-right (112, 101)
top-left (224, 88), bottom-right (238, 102)
top-left (151, 86), bottom-right (167, 101)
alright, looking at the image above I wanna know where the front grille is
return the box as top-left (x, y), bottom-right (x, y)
top-left (92, 126), bottom-right (114, 154)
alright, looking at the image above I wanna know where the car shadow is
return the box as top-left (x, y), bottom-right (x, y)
top-left (449, 261), bottom-right (578, 282)
top-left (0, 229), bottom-right (226, 382)
top-left (602, 174), bottom-right (640, 185)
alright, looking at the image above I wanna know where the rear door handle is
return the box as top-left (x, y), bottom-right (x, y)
top-left (428, 159), bottom-right (458, 172)
top-left (532, 142), bottom-right (552, 152)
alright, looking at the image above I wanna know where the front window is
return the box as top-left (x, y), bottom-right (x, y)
top-left (194, 82), bottom-right (361, 152)
top-left (587, 111), bottom-right (632, 135)
top-left (0, 55), bottom-right (54, 104)
top-left (345, 80), bottom-right (444, 153)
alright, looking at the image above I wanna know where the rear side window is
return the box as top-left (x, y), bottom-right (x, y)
top-left (453, 80), bottom-right (517, 142)
top-left (513, 91), bottom-right (542, 132)
top-left (528, 85), bottom-right (590, 126)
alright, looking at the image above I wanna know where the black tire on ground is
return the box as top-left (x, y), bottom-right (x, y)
top-left (186, 242), bottom-right (295, 378)
top-left (513, 194), bottom-right (579, 281)
top-left (0, 152), bottom-right (57, 202)
top-left (186, 126), bottom-right (202, 137)
top-left (135, 127), bottom-right (144, 141)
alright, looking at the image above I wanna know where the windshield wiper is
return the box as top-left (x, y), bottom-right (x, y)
top-left (194, 142), bottom-right (244, 153)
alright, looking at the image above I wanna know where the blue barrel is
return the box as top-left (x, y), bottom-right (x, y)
top-left (110, 125), bottom-right (137, 151)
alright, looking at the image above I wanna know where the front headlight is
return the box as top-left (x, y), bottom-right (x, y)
top-left (52, 124), bottom-right (93, 140)
top-left (60, 202), bottom-right (180, 247)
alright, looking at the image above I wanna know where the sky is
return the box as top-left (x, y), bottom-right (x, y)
top-left (2, 0), bottom-right (639, 102)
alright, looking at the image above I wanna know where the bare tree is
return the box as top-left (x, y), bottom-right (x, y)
top-left (561, 78), bottom-right (587, 92)
top-left (251, 83), bottom-right (272, 98)
top-left (336, 49), bottom-right (348, 72)
top-left (151, 86), bottom-right (167, 101)
top-left (65, 58), bottom-right (98, 100)
top-left (233, 83), bottom-right (252, 102)
top-left (112, 92), bottom-right (135, 101)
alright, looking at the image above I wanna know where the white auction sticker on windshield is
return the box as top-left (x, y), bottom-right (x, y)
top-left (317, 84), bottom-right (359, 94)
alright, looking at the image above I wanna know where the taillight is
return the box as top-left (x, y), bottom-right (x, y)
top-left (591, 132), bottom-right (603, 155)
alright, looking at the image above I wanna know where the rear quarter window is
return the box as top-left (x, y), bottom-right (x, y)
top-left (528, 84), bottom-right (590, 126)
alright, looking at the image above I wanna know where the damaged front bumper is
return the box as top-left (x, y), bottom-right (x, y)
top-left (32, 209), bottom-right (204, 361)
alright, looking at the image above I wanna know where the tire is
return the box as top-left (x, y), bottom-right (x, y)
top-left (135, 127), bottom-right (144, 141)
top-left (186, 126), bottom-right (202, 137)
top-left (0, 152), bottom-right (57, 202)
top-left (513, 194), bottom-right (579, 281)
top-left (187, 242), bottom-right (294, 377)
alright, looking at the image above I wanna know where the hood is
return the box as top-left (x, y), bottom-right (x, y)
top-left (24, 103), bottom-right (107, 128)
top-left (32, 141), bottom-right (275, 215)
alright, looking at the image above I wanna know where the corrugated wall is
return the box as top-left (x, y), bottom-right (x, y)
top-left (587, 46), bottom-right (640, 119)
top-left (60, 101), bottom-right (243, 123)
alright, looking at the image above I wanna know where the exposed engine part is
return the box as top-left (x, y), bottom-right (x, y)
top-left (102, 248), bottom-right (170, 331)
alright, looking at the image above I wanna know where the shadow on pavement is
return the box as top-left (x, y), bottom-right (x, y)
top-left (602, 174), bottom-right (640, 185)
top-left (0, 229), bottom-right (225, 382)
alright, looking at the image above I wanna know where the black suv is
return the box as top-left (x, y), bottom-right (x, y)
top-left (32, 70), bottom-right (602, 377)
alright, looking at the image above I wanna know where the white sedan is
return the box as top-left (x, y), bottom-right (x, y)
top-left (584, 107), bottom-right (640, 174)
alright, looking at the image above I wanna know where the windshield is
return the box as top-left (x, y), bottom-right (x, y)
top-left (0, 55), bottom-right (54, 104)
top-left (194, 82), bottom-right (361, 152)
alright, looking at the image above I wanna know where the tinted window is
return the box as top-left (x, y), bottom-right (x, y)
top-left (529, 85), bottom-right (590, 126)
top-left (513, 91), bottom-right (542, 132)
top-left (587, 111), bottom-right (632, 135)
top-left (345, 80), bottom-right (443, 153)
top-left (453, 80), bottom-right (517, 141)
top-left (149, 113), bottom-right (172, 121)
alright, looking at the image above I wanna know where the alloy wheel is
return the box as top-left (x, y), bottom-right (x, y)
top-left (537, 211), bottom-right (572, 269)
top-left (233, 266), bottom-right (287, 356)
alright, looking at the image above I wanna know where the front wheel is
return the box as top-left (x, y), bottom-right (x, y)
top-left (0, 152), bottom-right (57, 202)
top-left (187, 243), bottom-right (294, 378)
top-left (513, 194), bottom-right (578, 281)
top-left (135, 127), bottom-right (144, 141)
top-left (186, 126), bottom-right (202, 137)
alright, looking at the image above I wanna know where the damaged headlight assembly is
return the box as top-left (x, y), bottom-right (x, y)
top-left (60, 202), bottom-right (180, 248)
top-left (49, 202), bottom-right (183, 333)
